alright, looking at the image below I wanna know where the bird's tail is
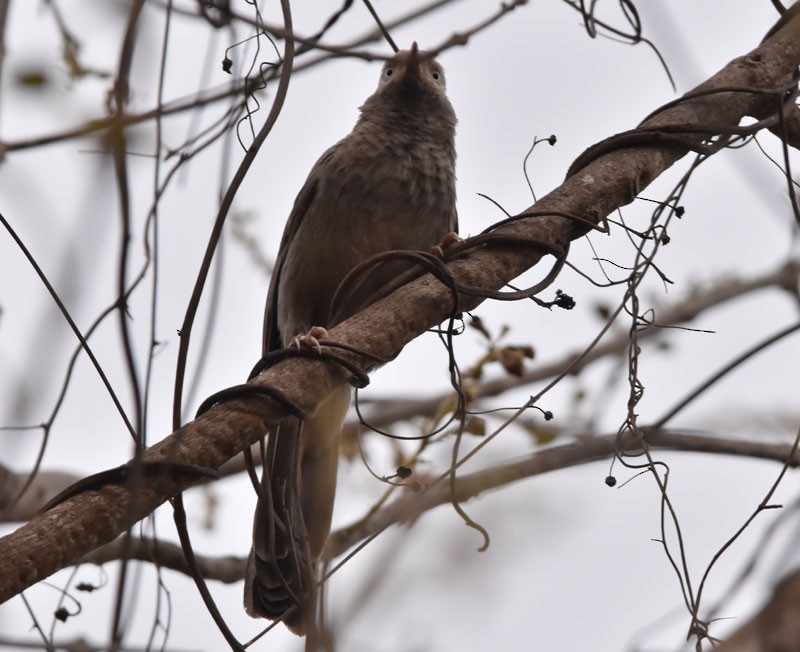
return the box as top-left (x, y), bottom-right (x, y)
top-left (244, 385), bottom-right (350, 636)
top-left (244, 418), bottom-right (316, 635)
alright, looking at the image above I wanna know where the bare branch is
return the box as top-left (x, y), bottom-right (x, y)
top-left (358, 259), bottom-right (800, 430)
top-left (58, 428), bottom-right (800, 585)
top-left (82, 538), bottom-right (243, 585)
top-left (324, 427), bottom-right (800, 560)
top-left (0, 634), bottom-right (195, 652)
top-left (0, 464), bottom-right (79, 523)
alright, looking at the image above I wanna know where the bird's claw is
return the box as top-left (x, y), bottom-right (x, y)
top-left (290, 326), bottom-right (329, 353)
top-left (430, 231), bottom-right (461, 258)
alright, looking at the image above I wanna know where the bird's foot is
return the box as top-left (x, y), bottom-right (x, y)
top-left (430, 231), bottom-right (461, 258)
top-left (289, 326), bottom-right (329, 353)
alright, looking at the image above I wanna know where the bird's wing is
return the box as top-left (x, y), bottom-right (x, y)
top-left (261, 145), bottom-right (339, 353)
top-left (262, 180), bottom-right (318, 353)
top-left (249, 146), bottom-right (339, 635)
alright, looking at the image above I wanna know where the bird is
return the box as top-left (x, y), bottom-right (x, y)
top-left (243, 42), bottom-right (458, 636)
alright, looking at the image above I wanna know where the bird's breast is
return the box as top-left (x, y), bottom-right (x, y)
top-left (277, 131), bottom-right (456, 339)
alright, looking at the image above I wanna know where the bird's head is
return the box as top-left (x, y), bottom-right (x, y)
top-left (360, 42), bottom-right (455, 127)
top-left (376, 42), bottom-right (448, 95)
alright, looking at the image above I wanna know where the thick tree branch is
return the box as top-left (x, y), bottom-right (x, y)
top-left (5, 259), bottom-right (794, 525)
top-left (2, 13), bottom-right (800, 605)
top-left (357, 258), bottom-right (800, 430)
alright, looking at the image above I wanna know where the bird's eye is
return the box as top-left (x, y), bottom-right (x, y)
top-left (384, 67), bottom-right (394, 78)
top-left (431, 70), bottom-right (441, 81)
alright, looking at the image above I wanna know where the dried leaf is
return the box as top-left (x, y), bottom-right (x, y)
top-left (496, 345), bottom-right (534, 376)
top-left (464, 416), bottom-right (486, 436)
top-left (468, 314), bottom-right (492, 340)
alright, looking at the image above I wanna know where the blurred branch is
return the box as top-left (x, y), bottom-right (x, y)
top-left (43, 427), bottom-right (800, 585)
top-left (81, 537), bottom-right (243, 584)
top-left (0, 634), bottom-right (194, 652)
top-left (0, 0), bottom-right (8, 130)
top-left (0, 464), bottom-right (79, 523)
top-left (429, 0), bottom-right (527, 55)
top-left (0, 82), bottom-right (245, 155)
top-left (324, 427), bottom-right (800, 560)
top-left (715, 567), bottom-right (800, 651)
top-left (2, 9), bottom-right (800, 605)
top-left (0, 0), bottom-right (492, 157)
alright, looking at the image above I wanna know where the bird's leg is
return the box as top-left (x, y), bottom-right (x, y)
top-left (430, 231), bottom-right (461, 258)
top-left (289, 326), bottom-right (329, 353)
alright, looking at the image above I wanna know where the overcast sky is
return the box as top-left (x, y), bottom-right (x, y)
top-left (1, 2), bottom-right (799, 651)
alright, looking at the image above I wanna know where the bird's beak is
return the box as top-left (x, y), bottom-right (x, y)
top-left (406, 41), bottom-right (421, 77)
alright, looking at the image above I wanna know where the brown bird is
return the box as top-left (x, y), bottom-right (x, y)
top-left (244, 42), bottom-right (457, 635)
